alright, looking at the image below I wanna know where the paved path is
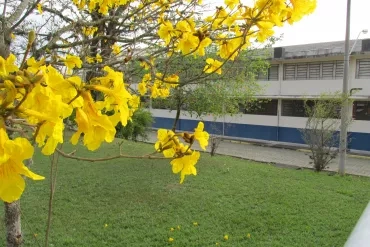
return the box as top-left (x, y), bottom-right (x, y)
top-left (146, 131), bottom-right (370, 177)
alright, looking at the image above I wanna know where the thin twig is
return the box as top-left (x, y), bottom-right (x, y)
top-left (55, 148), bottom-right (171, 162)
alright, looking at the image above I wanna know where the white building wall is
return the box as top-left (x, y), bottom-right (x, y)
top-left (256, 54), bottom-right (370, 97)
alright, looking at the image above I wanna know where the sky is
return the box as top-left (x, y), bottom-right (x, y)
top-left (204, 0), bottom-right (370, 46)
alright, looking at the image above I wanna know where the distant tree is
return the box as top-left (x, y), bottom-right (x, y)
top-left (301, 93), bottom-right (351, 171)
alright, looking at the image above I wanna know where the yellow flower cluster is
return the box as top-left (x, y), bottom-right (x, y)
top-left (156, 0), bottom-right (316, 75)
top-left (0, 54), bottom-right (137, 202)
top-left (138, 72), bottom-right (179, 99)
top-left (82, 26), bottom-right (98, 37)
top-left (73, 0), bottom-right (129, 15)
top-left (155, 122), bottom-right (209, 183)
top-left (0, 129), bottom-right (44, 202)
top-left (0, 52), bottom-right (207, 202)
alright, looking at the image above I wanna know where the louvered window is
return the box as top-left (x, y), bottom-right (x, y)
top-left (335, 61), bottom-right (344, 78)
top-left (308, 63), bottom-right (320, 79)
top-left (283, 61), bottom-right (344, 80)
top-left (322, 62), bottom-right (335, 79)
top-left (283, 64), bottom-right (296, 80)
top-left (356, 59), bottom-right (370, 78)
top-left (268, 65), bottom-right (279, 80)
top-left (296, 64), bottom-right (308, 79)
top-left (257, 65), bottom-right (279, 81)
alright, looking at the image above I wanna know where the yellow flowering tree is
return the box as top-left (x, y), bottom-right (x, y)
top-left (1, 0), bottom-right (316, 246)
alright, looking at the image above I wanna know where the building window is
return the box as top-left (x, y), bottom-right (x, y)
top-left (283, 61), bottom-right (344, 80)
top-left (334, 61), bottom-right (344, 78)
top-left (282, 99), bottom-right (341, 118)
top-left (322, 61), bottom-right (334, 79)
top-left (308, 63), bottom-right (320, 79)
top-left (356, 59), bottom-right (370, 79)
top-left (257, 65), bottom-right (279, 81)
top-left (242, 99), bottom-right (278, 116)
top-left (353, 101), bottom-right (370, 120)
top-left (283, 64), bottom-right (295, 80)
top-left (282, 100), bottom-right (306, 117)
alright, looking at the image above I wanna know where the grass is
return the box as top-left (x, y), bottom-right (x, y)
top-left (1, 139), bottom-right (370, 247)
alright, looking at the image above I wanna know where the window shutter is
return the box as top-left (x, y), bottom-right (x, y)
top-left (308, 63), bottom-right (320, 79)
top-left (296, 63), bottom-right (308, 79)
top-left (284, 64), bottom-right (296, 80)
top-left (268, 65), bottom-right (279, 81)
top-left (357, 59), bottom-right (370, 78)
top-left (335, 61), bottom-right (344, 78)
top-left (322, 62), bottom-right (335, 79)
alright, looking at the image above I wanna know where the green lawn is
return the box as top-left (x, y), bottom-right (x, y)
top-left (1, 140), bottom-right (370, 247)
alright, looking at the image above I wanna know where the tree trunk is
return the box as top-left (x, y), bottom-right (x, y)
top-left (172, 103), bottom-right (181, 132)
top-left (0, 32), bottom-right (11, 58)
top-left (4, 201), bottom-right (22, 247)
top-left (1, 37), bottom-right (22, 247)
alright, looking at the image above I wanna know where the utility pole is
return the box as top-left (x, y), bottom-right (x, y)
top-left (338, 0), bottom-right (351, 175)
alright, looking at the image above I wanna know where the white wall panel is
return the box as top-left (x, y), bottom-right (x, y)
top-left (281, 80), bottom-right (342, 96)
top-left (256, 81), bottom-right (280, 96)
top-left (224, 114), bottom-right (278, 126)
top-left (349, 121), bottom-right (370, 133)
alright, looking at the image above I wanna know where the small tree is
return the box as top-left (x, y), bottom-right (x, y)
top-left (301, 94), bottom-right (350, 171)
top-left (116, 108), bottom-right (153, 141)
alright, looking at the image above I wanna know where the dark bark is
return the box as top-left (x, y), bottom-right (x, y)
top-left (172, 101), bottom-right (181, 132)
top-left (4, 201), bottom-right (22, 247)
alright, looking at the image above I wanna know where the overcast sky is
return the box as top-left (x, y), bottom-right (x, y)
top-left (204, 0), bottom-right (370, 46)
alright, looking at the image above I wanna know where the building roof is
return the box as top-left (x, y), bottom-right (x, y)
top-left (271, 39), bottom-right (370, 60)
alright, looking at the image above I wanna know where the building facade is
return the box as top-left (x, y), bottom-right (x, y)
top-left (150, 39), bottom-right (370, 152)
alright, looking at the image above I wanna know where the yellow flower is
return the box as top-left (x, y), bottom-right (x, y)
top-left (170, 227), bottom-right (175, 231)
top-left (168, 237), bottom-right (174, 243)
top-left (96, 54), bottom-right (103, 63)
top-left (82, 26), bottom-right (98, 36)
top-left (247, 233), bottom-right (251, 238)
top-left (2, 80), bottom-right (17, 107)
top-left (155, 129), bottom-right (177, 158)
top-left (177, 225), bottom-right (181, 230)
top-left (225, 0), bottom-right (239, 9)
top-left (26, 57), bottom-right (45, 73)
top-left (64, 55), bottom-right (82, 74)
top-left (111, 43), bottom-right (120, 55)
top-left (197, 37), bottom-right (212, 56)
top-left (104, 223), bottom-right (108, 228)
top-left (224, 234), bottom-right (229, 241)
top-left (193, 222), bottom-right (198, 226)
top-left (138, 82), bottom-right (147, 95)
top-left (203, 58), bottom-right (222, 75)
top-left (0, 128), bottom-right (44, 203)
top-left (86, 56), bottom-right (94, 64)
top-left (218, 39), bottom-right (239, 60)
top-left (37, 3), bottom-right (43, 14)
top-left (92, 66), bottom-right (133, 126)
top-left (158, 20), bottom-right (174, 45)
top-left (128, 95), bottom-right (140, 110)
top-left (194, 122), bottom-right (209, 150)
top-left (170, 151), bottom-right (200, 183)
top-left (0, 54), bottom-right (19, 76)
top-left (70, 91), bottom-right (116, 150)
top-left (177, 32), bottom-right (199, 55)
top-left (164, 74), bottom-right (179, 87)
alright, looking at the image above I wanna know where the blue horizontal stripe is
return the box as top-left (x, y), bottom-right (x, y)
top-left (152, 117), bottom-right (370, 151)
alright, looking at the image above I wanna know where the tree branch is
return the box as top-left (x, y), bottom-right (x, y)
top-left (55, 148), bottom-right (171, 162)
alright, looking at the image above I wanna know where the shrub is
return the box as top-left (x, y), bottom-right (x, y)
top-left (116, 108), bottom-right (154, 141)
